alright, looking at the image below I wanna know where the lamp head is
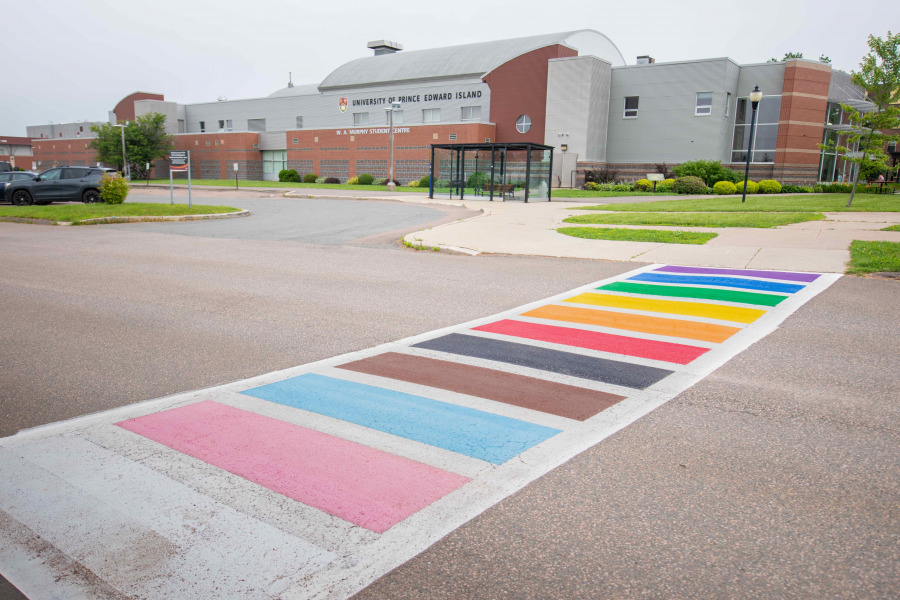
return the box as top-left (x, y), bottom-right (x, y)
top-left (750, 85), bottom-right (763, 105)
top-left (391, 101), bottom-right (402, 111)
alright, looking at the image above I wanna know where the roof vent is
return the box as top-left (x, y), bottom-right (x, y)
top-left (636, 55), bottom-right (655, 64)
top-left (367, 40), bottom-right (403, 56)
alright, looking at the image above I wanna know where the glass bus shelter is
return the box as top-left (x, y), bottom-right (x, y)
top-left (428, 143), bottom-right (554, 202)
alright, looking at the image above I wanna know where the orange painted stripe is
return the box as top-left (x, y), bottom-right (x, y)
top-left (522, 305), bottom-right (740, 343)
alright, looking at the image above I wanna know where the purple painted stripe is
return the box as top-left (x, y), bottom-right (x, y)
top-left (655, 265), bottom-right (820, 283)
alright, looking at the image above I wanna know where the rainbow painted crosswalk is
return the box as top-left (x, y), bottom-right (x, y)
top-left (0, 264), bottom-right (840, 600)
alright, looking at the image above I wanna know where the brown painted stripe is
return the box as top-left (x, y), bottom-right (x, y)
top-left (522, 304), bottom-right (740, 343)
top-left (337, 352), bottom-right (625, 421)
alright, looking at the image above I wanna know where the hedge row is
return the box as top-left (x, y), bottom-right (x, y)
top-left (582, 177), bottom-right (837, 195)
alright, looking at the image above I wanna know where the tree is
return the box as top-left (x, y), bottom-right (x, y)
top-left (89, 112), bottom-right (174, 179)
top-left (767, 52), bottom-right (831, 64)
top-left (820, 31), bottom-right (900, 206)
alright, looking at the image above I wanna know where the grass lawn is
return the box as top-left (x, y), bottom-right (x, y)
top-left (557, 227), bottom-right (717, 244)
top-left (576, 194), bottom-right (900, 213)
top-left (147, 179), bottom-right (428, 193)
top-left (562, 212), bottom-right (824, 228)
top-left (881, 224), bottom-right (900, 231)
top-left (0, 203), bottom-right (240, 224)
top-left (847, 240), bottom-right (900, 274)
top-left (551, 189), bottom-right (658, 198)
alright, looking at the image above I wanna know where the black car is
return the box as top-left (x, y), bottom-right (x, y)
top-left (6, 166), bottom-right (118, 206)
top-left (0, 171), bottom-right (38, 202)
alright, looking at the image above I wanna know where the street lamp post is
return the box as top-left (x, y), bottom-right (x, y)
top-left (114, 122), bottom-right (130, 181)
top-left (741, 85), bottom-right (763, 203)
top-left (385, 101), bottom-right (401, 191)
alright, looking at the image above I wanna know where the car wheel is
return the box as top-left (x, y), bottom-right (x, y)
top-left (11, 189), bottom-right (33, 206)
top-left (82, 189), bottom-right (101, 204)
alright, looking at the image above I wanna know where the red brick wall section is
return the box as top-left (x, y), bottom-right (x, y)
top-left (113, 92), bottom-right (165, 124)
top-left (483, 45), bottom-right (578, 144)
top-left (31, 139), bottom-right (100, 170)
top-left (169, 132), bottom-right (261, 179)
top-left (774, 60), bottom-right (831, 181)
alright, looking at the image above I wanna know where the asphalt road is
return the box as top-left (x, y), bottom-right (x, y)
top-left (1, 193), bottom-right (897, 599)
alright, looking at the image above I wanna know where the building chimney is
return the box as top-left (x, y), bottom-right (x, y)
top-left (367, 40), bottom-right (403, 56)
top-left (636, 55), bottom-right (655, 64)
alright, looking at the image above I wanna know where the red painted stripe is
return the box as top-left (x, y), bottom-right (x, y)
top-left (473, 319), bottom-right (709, 365)
top-left (116, 401), bottom-right (470, 533)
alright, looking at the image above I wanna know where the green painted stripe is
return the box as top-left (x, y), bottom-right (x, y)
top-left (598, 281), bottom-right (787, 307)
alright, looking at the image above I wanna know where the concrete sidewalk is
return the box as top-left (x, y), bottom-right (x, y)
top-left (394, 198), bottom-right (900, 273)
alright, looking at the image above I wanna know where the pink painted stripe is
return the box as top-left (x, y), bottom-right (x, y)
top-left (473, 319), bottom-right (709, 365)
top-left (116, 401), bottom-right (470, 533)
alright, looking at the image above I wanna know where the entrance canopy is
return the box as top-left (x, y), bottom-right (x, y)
top-left (429, 143), bottom-right (554, 202)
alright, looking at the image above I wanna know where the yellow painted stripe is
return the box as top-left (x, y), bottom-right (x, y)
top-left (565, 292), bottom-right (766, 324)
top-left (523, 305), bottom-right (740, 344)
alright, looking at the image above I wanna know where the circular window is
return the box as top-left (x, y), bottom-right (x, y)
top-left (516, 114), bottom-right (532, 134)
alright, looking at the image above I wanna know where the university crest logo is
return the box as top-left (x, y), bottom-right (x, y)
top-left (339, 97), bottom-right (348, 112)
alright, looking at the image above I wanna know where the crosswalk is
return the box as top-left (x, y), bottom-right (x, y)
top-left (0, 264), bottom-right (839, 599)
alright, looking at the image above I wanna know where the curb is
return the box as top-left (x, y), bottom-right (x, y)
top-left (0, 210), bottom-right (250, 227)
top-left (402, 205), bottom-right (491, 255)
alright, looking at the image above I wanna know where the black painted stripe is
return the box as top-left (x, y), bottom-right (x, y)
top-left (412, 333), bottom-right (673, 390)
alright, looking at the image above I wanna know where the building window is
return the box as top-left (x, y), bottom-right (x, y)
top-left (262, 150), bottom-right (287, 175)
top-left (725, 92), bottom-right (732, 117)
top-left (485, 137), bottom-right (491, 143)
top-left (449, 133), bottom-right (457, 140)
top-left (214, 140), bottom-right (219, 146)
top-left (205, 140), bottom-right (210, 146)
top-left (386, 110), bottom-right (403, 124)
top-left (695, 92), bottom-right (713, 116)
top-left (353, 112), bottom-right (369, 125)
top-left (296, 116), bottom-right (303, 128)
top-left (423, 108), bottom-right (441, 123)
top-left (199, 121), bottom-right (206, 133)
top-left (623, 96), bottom-right (639, 119)
top-left (216, 119), bottom-right (232, 132)
top-left (248, 118), bottom-right (266, 132)
top-left (292, 138), bottom-right (298, 144)
top-left (461, 106), bottom-right (481, 121)
top-left (516, 114), bottom-right (532, 134)
top-left (731, 95), bottom-right (782, 163)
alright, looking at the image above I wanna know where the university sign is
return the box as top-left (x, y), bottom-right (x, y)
top-left (339, 87), bottom-right (484, 111)
top-left (336, 127), bottom-right (410, 136)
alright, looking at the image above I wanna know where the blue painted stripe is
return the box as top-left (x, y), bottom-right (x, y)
top-left (241, 374), bottom-right (561, 465)
top-left (629, 272), bottom-right (805, 294)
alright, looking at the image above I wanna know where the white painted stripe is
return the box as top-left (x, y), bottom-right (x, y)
top-left (0, 437), bottom-right (335, 600)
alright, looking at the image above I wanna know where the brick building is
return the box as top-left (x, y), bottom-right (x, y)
top-left (25, 30), bottom-right (869, 186)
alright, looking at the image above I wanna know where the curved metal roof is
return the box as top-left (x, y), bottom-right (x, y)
top-left (267, 83), bottom-right (322, 98)
top-left (317, 30), bottom-right (625, 91)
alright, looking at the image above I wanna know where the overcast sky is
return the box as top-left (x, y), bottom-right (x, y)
top-left (1, 0), bottom-right (893, 135)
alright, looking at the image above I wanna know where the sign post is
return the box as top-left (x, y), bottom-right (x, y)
top-left (647, 173), bottom-right (665, 192)
top-left (233, 162), bottom-right (239, 190)
top-left (169, 151), bottom-right (190, 205)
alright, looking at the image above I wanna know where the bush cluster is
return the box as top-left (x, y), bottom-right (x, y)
top-left (467, 171), bottom-right (489, 188)
top-left (672, 176), bottom-right (708, 195)
top-left (584, 166), bottom-right (620, 184)
top-left (758, 180), bottom-right (783, 194)
top-left (819, 183), bottom-right (852, 193)
top-left (408, 180), bottom-right (420, 187)
top-left (347, 177), bottom-right (359, 185)
top-left (632, 179), bottom-right (654, 192)
top-left (673, 160), bottom-right (742, 186)
top-left (323, 177), bottom-right (340, 184)
top-left (655, 178), bottom-right (676, 193)
top-left (419, 175), bottom-right (431, 188)
top-left (712, 181), bottom-right (737, 195)
top-left (99, 173), bottom-right (129, 204)
top-left (583, 182), bottom-right (633, 191)
top-left (736, 180), bottom-right (759, 194)
top-left (303, 173), bottom-right (318, 183)
top-left (278, 169), bottom-right (302, 183)
top-left (781, 184), bottom-right (812, 193)
top-left (357, 173), bottom-right (374, 185)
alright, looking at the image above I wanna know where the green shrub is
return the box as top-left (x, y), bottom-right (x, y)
top-left (435, 180), bottom-right (449, 188)
top-left (323, 177), bottom-right (340, 184)
top-left (347, 177), bottom-right (359, 185)
top-left (419, 175), bottom-right (431, 187)
top-left (408, 180), bottom-right (419, 187)
top-left (712, 181), bottom-right (737, 195)
top-left (583, 181), bottom-right (599, 191)
top-left (633, 179), bottom-right (654, 191)
top-left (655, 178), bottom-right (676, 193)
top-left (376, 178), bottom-right (388, 185)
top-left (672, 176), bottom-right (709, 194)
top-left (357, 173), bottom-right (374, 185)
top-left (278, 169), bottom-right (301, 183)
top-left (303, 173), bottom-right (318, 183)
top-left (99, 173), bottom-right (129, 204)
top-left (736, 180), bottom-right (759, 194)
top-left (467, 171), bottom-right (489, 188)
top-left (758, 179), bottom-right (782, 194)
top-left (781, 184), bottom-right (809, 193)
top-left (673, 160), bottom-right (742, 186)
top-left (814, 184), bottom-right (824, 193)
top-left (820, 183), bottom-right (852, 193)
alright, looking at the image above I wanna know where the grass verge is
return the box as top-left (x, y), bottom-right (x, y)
top-left (0, 203), bottom-right (240, 224)
top-left (576, 194), bottom-right (900, 213)
top-left (847, 240), bottom-right (900, 274)
top-left (551, 189), bottom-right (658, 198)
top-left (881, 224), bottom-right (900, 231)
top-left (557, 227), bottom-right (717, 244)
top-left (563, 212), bottom-right (824, 228)
top-left (148, 179), bottom-right (427, 193)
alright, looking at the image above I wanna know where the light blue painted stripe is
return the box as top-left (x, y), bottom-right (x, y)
top-left (629, 272), bottom-right (805, 294)
top-left (241, 374), bottom-right (561, 465)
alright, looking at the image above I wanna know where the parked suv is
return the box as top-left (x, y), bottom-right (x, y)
top-left (6, 166), bottom-right (118, 205)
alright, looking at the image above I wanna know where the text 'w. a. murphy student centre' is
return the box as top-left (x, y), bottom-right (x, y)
top-left (27, 29), bottom-right (869, 187)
